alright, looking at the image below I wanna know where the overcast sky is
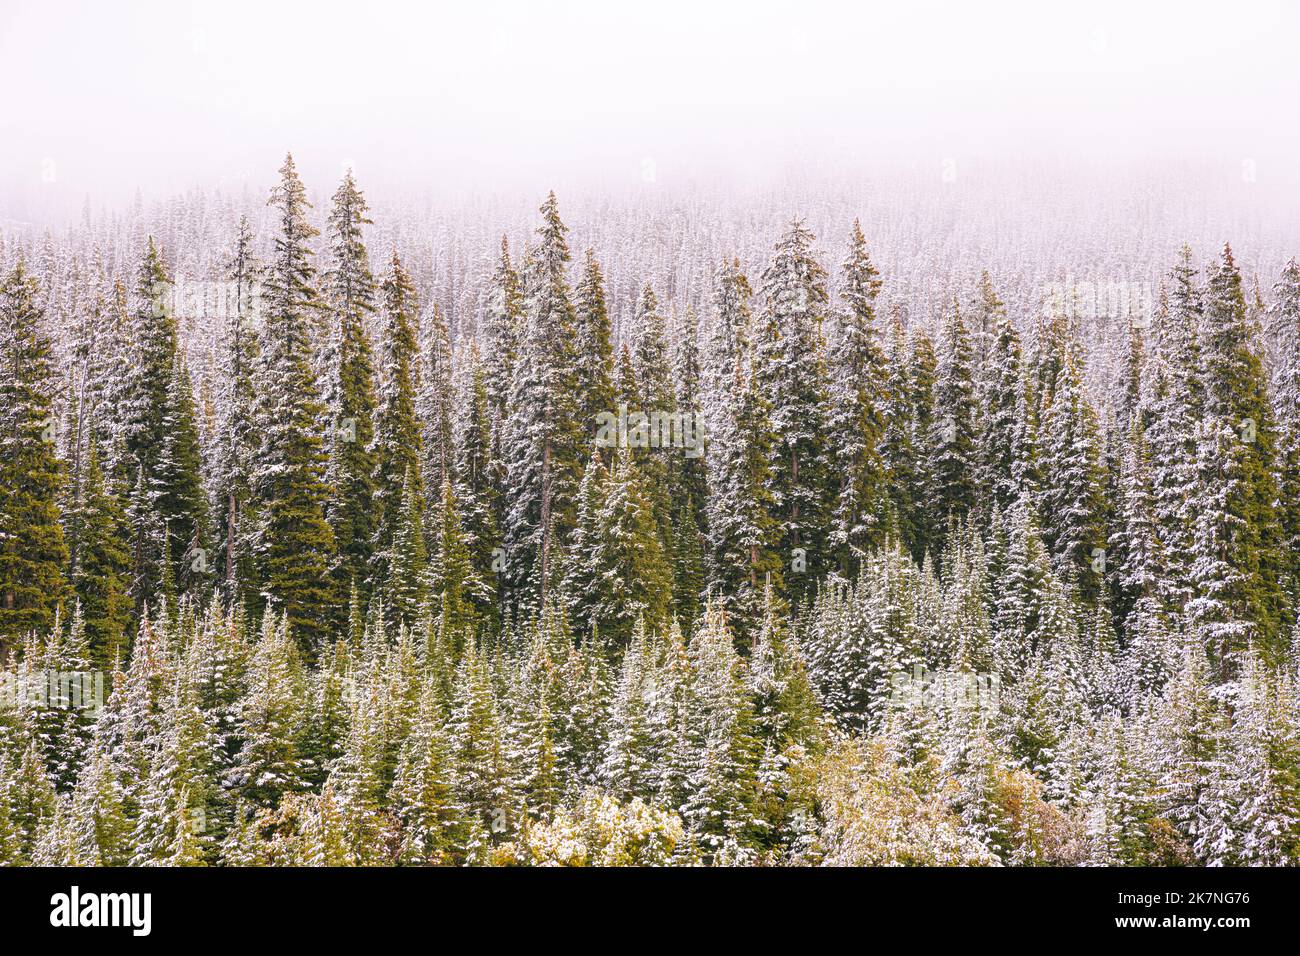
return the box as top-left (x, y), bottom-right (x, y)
top-left (2, 0), bottom-right (1298, 210)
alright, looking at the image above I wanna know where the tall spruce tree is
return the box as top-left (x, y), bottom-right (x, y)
top-left (1188, 244), bottom-right (1288, 670)
top-left (826, 220), bottom-right (888, 575)
top-left (502, 193), bottom-right (584, 616)
top-left (252, 154), bottom-right (339, 652)
top-left (573, 250), bottom-right (616, 452)
top-left (0, 262), bottom-right (68, 643)
top-left (754, 220), bottom-right (833, 601)
top-left (371, 252), bottom-right (424, 599)
top-left (321, 170), bottom-right (379, 602)
top-left (212, 217), bottom-right (262, 600)
top-left (123, 239), bottom-right (206, 608)
top-left (929, 300), bottom-right (977, 539)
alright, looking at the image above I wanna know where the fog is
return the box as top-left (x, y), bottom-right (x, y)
top-left (2, 0), bottom-right (1299, 219)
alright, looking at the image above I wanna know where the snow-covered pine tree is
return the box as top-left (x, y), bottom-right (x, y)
top-left (450, 339), bottom-right (501, 630)
top-left (419, 302), bottom-right (454, 492)
top-left (0, 261), bottom-right (69, 644)
top-left (502, 193), bottom-right (584, 617)
top-left (321, 170), bottom-right (379, 603)
top-left (122, 239), bottom-right (205, 607)
top-left (826, 220), bottom-right (888, 576)
top-left (251, 154), bottom-right (339, 653)
top-left (754, 220), bottom-right (833, 601)
top-left (211, 216), bottom-right (261, 602)
top-left (572, 250), bottom-right (616, 453)
top-left (66, 438), bottom-right (131, 665)
top-left (482, 236), bottom-right (523, 426)
top-left (928, 300), bottom-right (977, 544)
top-left (975, 282), bottom-right (1029, 518)
top-left (1038, 351), bottom-right (1107, 602)
top-left (1188, 244), bottom-right (1288, 672)
top-left (371, 251), bottom-right (424, 599)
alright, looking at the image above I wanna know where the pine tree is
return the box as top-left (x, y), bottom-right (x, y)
top-left (1188, 245), bottom-right (1289, 671)
top-left (1144, 251), bottom-right (1203, 610)
top-left (67, 439), bottom-right (131, 665)
top-left (1270, 258), bottom-right (1300, 594)
top-left (705, 357), bottom-right (780, 632)
top-left (826, 220), bottom-right (888, 575)
top-left (502, 193), bottom-right (584, 616)
top-left (573, 250), bottom-right (616, 449)
top-left (252, 154), bottom-right (339, 653)
top-left (0, 261), bottom-right (68, 643)
top-left (212, 216), bottom-right (262, 601)
top-left (386, 465), bottom-right (428, 629)
top-left (682, 602), bottom-right (759, 854)
top-left (906, 328), bottom-right (940, 559)
top-left (122, 239), bottom-right (205, 606)
top-left (420, 302), bottom-right (455, 491)
top-left (754, 220), bottom-right (833, 601)
top-left (232, 612), bottom-right (304, 808)
top-left (429, 476), bottom-right (483, 638)
top-left (599, 620), bottom-right (657, 801)
top-left (704, 257), bottom-right (752, 406)
top-left (372, 251), bottom-right (424, 597)
top-left (482, 237), bottom-right (523, 425)
top-left (670, 309), bottom-right (708, 629)
top-left (879, 316), bottom-right (920, 556)
top-left (392, 680), bottom-right (460, 864)
top-left (157, 355), bottom-right (209, 596)
top-left (929, 300), bottom-right (977, 537)
top-left (447, 641), bottom-right (514, 853)
top-left (321, 170), bottom-right (379, 602)
top-left (976, 286), bottom-right (1029, 517)
top-left (1039, 353), bottom-right (1107, 601)
top-left (450, 340), bottom-right (501, 629)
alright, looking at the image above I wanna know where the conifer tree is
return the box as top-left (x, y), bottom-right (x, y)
top-left (252, 154), bottom-right (339, 652)
top-left (482, 237), bottom-right (523, 425)
top-left (1269, 258), bottom-right (1300, 592)
top-left (386, 465), bottom-right (428, 630)
top-left (929, 300), bottom-right (977, 537)
top-left (450, 341), bottom-right (501, 629)
top-left (429, 476), bottom-right (483, 638)
top-left (1144, 251), bottom-right (1203, 609)
top-left (1189, 245), bottom-right (1288, 669)
top-left (212, 216), bottom-right (262, 601)
top-left (420, 303), bottom-right (455, 491)
top-left (670, 309), bottom-right (708, 628)
top-left (705, 357), bottom-right (780, 631)
top-left (321, 170), bottom-right (379, 601)
top-left (826, 220), bottom-right (888, 575)
top-left (754, 220), bottom-right (833, 601)
top-left (879, 316), bottom-right (920, 556)
top-left (906, 328), bottom-right (939, 558)
top-left (573, 250), bottom-right (616, 448)
top-left (372, 252), bottom-right (424, 596)
top-left (976, 288), bottom-right (1028, 517)
top-left (392, 680), bottom-right (460, 864)
top-left (1039, 353), bottom-right (1107, 601)
top-left (122, 240), bottom-right (205, 606)
top-left (502, 193), bottom-right (584, 615)
top-left (682, 602), bottom-right (759, 854)
top-left (0, 261), bottom-right (68, 642)
top-left (67, 439), bottom-right (131, 665)
top-left (232, 612), bottom-right (305, 808)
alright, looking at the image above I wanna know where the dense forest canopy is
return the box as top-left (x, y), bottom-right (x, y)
top-left (1, 155), bottom-right (1299, 866)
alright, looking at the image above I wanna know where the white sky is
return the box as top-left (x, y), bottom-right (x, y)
top-left (2, 0), bottom-right (1298, 207)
